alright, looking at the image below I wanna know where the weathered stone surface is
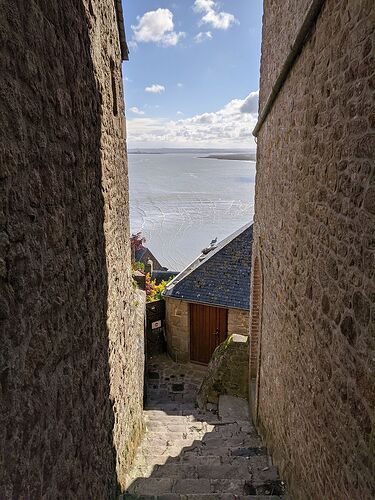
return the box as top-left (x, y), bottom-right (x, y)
top-left (219, 395), bottom-right (250, 423)
top-left (124, 355), bottom-right (286, 498)
top-left (253, 0), bottom-right (375, 498)
top-left (197, 335), bottom-right (249, 408)
top-left (165, 298), bottom-right (190, 362)
top-left (0, 1), bottom-right (145, 498)
top-left (228, 309), bottom-right (250, 337)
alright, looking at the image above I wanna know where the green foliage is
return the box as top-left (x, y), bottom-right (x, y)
top-left (145, 274), bottom-right (173, 303)
top-left (213, 335), bottom-right (234, 357)
top-left (132, 261), bottom-right (145, 272)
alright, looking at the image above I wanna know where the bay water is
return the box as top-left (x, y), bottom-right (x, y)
top-left (128, 152), bottom-right (255, 271)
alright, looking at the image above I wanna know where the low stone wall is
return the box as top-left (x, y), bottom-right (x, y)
top-left (228, 309), bottom-right (250, 337)
top-left (197, 334), bottom-right (249, 408)
top-left (165, 298), bottom-right (190, 362)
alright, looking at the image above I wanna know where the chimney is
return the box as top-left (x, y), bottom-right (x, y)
top-left (145, 258), bottom-right (153, 276)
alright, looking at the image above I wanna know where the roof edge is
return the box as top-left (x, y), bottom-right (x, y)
top-left (164, 295), bottom-right (250, 312)
top-left (114, 0), bottom-right (129, 61)
top-left (164, 222), bottom-right (253, 295)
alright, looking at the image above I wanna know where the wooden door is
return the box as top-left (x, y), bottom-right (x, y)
top-left (190, 303), bottom-right (228, 364)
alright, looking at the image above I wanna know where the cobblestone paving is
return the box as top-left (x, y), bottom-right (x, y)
top-left (122, 354), bottom-right (286, 499)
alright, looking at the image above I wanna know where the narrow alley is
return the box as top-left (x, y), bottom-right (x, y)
top-left (123, 355), bottom-right (286, 499)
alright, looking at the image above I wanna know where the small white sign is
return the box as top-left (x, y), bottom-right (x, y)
top-left (152, 320), bottom-right (162, 330)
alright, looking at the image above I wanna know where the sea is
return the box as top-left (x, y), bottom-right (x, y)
top-left (128, 150), bottom-right (256, 271)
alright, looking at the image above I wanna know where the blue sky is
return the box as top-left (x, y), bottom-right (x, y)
top-left (121, 0), bottom-right (263, 148)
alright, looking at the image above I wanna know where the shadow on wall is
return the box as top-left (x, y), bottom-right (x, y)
top-left (0, 1), bottom-right (120, 497)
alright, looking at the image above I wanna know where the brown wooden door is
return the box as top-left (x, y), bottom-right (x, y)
top-left (190, 303), bottom-right (228, 364)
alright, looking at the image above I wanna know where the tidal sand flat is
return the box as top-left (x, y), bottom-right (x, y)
top-left (129, 152), bottom-right (256, 271)
top-left (200, 153), bottom-right (257, 161)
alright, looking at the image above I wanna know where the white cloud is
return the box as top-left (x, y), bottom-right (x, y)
top-left (194, 0), bottom-right (215, 12)
top-left (177, 83), bottom-right (184, 88)
top-left (195, 31), bottom-right (213, 43)
top-left (240, 91), bottom-right (259, 114)
top-left (193, 0), bottom-right (238, 30)
top-left (201, 10), bottom-right (236, 30)
top-left (177, 111), bottom-right (184, 115)
top-left (129, 107), bottom-right (145, 116)
top-left (128, 40), bottom-right (138, 50)
top-left (145, 84), bottom-right (165, 94)
top-left (131, 9), bottom-right (185, 47)
top-left (126, 91), bottom-right (259, 149)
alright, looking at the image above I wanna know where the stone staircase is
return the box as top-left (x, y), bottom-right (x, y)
top-left (122, 355), bottom-right (286, 499)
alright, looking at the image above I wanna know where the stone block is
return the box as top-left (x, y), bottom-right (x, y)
top-left (197, 335), bottom-right (249, 409)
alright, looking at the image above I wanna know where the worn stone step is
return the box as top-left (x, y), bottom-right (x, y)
top-left (126, 478), bottom-right (243, 496)
top-left (132, 453), bottom-right (271, 471)
top-left (145, 416), bottom-right (220, 425)
top-left (138, 460), bottom-right (277, 482)
top-left (152, 463), bottom-right (252, 479)
top-left (122, 495), bottom-right (283, 500)
top-left (125, 478), bottom-right (286, 497)
top-left (201, 436), bottom-right (260, 447)
top-left (146, 421), bottom-right (207, 431)
top-left (141, 435), bottom-right (263, 450)
top-left (180, 441), bottom-right (264, 457)
top-left (145, 409), bottom-right (218, 420)
top-left (144, 403), bottom-right (199, 412)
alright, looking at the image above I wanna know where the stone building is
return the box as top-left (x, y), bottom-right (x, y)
top-left (250, 0), bottom-right (375, 498)
top-left (0, 1), bottom-right (145, 498)
top-left (164, 224), bottom-right (253, 363)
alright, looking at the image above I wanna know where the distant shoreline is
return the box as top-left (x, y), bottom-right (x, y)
top-left (199, 153), bottom-right (256, 162)
top-left (128, 148), bottom-right (256, 156)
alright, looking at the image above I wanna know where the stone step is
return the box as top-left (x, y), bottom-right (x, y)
top-left (141, 435), bottom-right (263, 449)
top-left (128, 460), bottom-right (278, 484)
top-left (126, 478), bottom-right (245, 496)
top-left (123, 495), bottom-right (283, 500)
top-left (146, 422), bottom-right (208, 431)
top-left (125, 478), bottom-right (285, 497)
top-left (152, 463), bottom-right (252, 479)
top-left (127, 456), bottom-right (275, 483)
top-left (145, 409), bottom-right (218, 420)
top-left (124, 358), bottom-right (286, 499)
top-left (146, 454), bottom-right (265, 467)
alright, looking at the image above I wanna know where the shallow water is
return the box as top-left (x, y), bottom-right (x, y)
top-left (129, 153), bottom-right (255, 271)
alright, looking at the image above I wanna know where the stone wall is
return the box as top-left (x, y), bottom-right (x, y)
top-left (228, 309), bottom-right (250, 337)
top-left (259, 0), bottom-right (312, 108)
top-left (252, 0), bottom-right (375, 498)
top-left (165, 299), bottom-right (249, 363)
top-left (112, 288), bottom-right (146, 490)
top-left (165, 298), bottom-right (190, 362)
top-left (0, 1), bottom-right (144, 498)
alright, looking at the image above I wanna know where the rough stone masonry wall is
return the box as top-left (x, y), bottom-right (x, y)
top-left (228, 308), bottom-right (250, 337)
top-left (253, 0), bottom-right (375, 498)
top-left (259, 0), bottom-right (312, 106)
top-left (0, 1), bottom-right (144, 498)
top-left (165, 298), bottom-right (190, 362)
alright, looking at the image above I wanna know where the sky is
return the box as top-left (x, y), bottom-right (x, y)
top-left (121, 0), bottom-right (263, 149)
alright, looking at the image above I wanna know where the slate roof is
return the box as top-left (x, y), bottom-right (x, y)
top-left (163, 223), bottom-right (253, 311)
top-left (152, 270), bottom-right (179, 284)
top-left (134, 247), bottom-right (167, 271)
